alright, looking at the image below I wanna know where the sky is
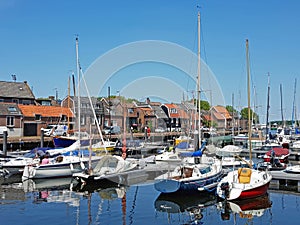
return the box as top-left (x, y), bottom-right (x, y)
top-left (1, 0), bottom-right (300, 123)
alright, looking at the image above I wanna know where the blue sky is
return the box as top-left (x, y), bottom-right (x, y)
top-left (1, 0), bottom-right (300, 123)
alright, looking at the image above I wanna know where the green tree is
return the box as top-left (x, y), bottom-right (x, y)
top-left (240, 107), bottom-right (259, 124)
top-left (194, 99), bottom-right (210, 111)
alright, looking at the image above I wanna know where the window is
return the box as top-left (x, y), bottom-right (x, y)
top-left (61, 115), bottom-right (67, 122)
top-left (8, 106), bottom-right (17, 112)
top-left (128, 108), bottom-right (134, 114)
top-left (170, 108), bottom-right (177, 114)
top-left (80, 116), bottom-right (85, 125)
top-left (22, 100), bottom-right (31, 105)
top-left (6, 116), bottom-right (14, 127)
top-left (12, 99), bottom-right (19, 104)
top-left (35, 114), bottom-right (41, 121)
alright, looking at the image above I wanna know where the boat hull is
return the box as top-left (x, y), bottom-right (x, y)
top-left (23, 158), bottom-right (100, 179)
top-left (216, 168), bottom-right (272, 200)
top-left (154, 171), bottom-right (223, 194)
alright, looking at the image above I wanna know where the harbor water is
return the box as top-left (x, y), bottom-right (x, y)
top-left (1, 173), bottom-right (300, 225)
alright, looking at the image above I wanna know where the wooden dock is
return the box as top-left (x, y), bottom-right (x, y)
top-left (269, 170), bottom-right (300, 192)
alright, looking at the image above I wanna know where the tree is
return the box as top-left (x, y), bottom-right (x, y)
top-left (240, 107), bottom-right (259, 124)
top-left (194, 99), bottom-right (210, 111)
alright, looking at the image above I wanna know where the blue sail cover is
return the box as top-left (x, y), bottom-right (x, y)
top-left (175, 141), bottom-right (190, 149)
top-left (179, 141), bottom-right (206, 157)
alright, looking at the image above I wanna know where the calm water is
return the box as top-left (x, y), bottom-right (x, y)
top-left (1, 174), bottom-right (300, 225)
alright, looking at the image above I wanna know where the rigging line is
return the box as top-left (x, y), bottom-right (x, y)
top-left (80, 68), bottom-right (108, 154)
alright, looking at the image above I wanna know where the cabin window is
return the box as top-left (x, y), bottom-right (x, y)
top-left (6, 116), bottom-right (14, 127)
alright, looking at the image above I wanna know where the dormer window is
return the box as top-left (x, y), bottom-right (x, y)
top-left (8, 106), bottom-right (17, 112)
top-left (35, 114), bottom-right (41, 121)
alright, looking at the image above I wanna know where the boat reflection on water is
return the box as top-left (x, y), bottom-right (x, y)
top-left (219, 193), bottom-right (272, 221)
top-left (154, 192), bottom-right (217, 224)
top-left (22, 177), bottom-right (81, 206)
top-left (71, 177), bottom-right (120, 193)
top-left (23, 177), bottom-right (73, 192)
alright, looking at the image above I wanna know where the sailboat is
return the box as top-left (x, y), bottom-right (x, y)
top-left (154, 11), bottom-right (223, 194)
top-left (216, 39), bottom-right (272, 201)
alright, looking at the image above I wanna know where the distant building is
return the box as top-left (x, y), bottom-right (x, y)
top-left (18, 105), bottom-right (74, 136)
top-left (210, 106), bottom-right (232, 129)
top-left (0, 103), bottom-right (23, 137)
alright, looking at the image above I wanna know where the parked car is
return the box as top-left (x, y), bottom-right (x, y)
top-left (155, 127), bottom-right (166, 133)
top-left (43, 124), bottom-right (68, 136)
top-left (102, 126), bottom-right (121, 135)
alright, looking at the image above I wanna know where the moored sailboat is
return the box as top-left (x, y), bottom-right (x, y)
top-left (216, 39), bottom-right (272, 201)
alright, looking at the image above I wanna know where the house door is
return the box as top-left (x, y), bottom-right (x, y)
top-left (24, 123), bottom-right (37, 136)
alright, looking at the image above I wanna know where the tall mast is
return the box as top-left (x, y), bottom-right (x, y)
top-left (265, 73), bottom-right (270, 143)
top-left (246, 39), bottom-right (252, 166)
top-left (197, 11), bottom-right (201, 149)
top-left (76, 36), bottom-right (81, 146)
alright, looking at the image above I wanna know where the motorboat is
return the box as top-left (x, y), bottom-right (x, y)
top-left (215, 145), bottom-right (243, 157)
top-left (72, 155), bottom-right (138, 185)
top-left (22, 152), bottom-right (102, 179)
top-left (284, 164), bottom-right (300, 174)
top-left (262, 147), bottom-right (289, 164)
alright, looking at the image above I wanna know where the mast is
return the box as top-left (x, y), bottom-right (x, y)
top-left (280, 84), bottom-right (284, 128)
top-left (265, 73), bottom-right (270, 143)
top-left (292, 78), bottom-right (297, 129)
top-left (197, 11), bottom-right (201, 149)
top-left (67, 75), bottom-right (70, 130)
top-left (232, 93), bottom-right (235, 136)
top-left (76, 36), bottom-right (81, 147)
top-left (246, 39), bottom-right (252, 166)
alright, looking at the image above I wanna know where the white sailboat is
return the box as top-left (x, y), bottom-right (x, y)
top-left (216, 39), bottom-right (272, 200)
top-left (22, 37), bottom-right (102, 180)
top-left (154, 11), bottom-right (223, 194)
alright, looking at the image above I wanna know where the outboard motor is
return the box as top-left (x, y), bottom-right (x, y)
top-left (220, 182), bottom-right (230, 198)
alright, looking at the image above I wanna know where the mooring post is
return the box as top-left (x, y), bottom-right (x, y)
top-left (40, 128), bottom-right (44, 148)
top-left (3, 129), bottom-right (8, 156)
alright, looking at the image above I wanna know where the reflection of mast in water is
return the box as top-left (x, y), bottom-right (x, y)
top-left (122, 192), bottom-right (126, 225)
top-left (128, 186), bottom-right (139, 225)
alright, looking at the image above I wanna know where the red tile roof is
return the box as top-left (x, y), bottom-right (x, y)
top-left (18, 105), bottom-right (74, 117)
top-left (213, 106), bottom-right (232, 120)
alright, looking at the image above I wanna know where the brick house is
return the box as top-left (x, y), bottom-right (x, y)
top-left (18, 105), bottom-right (74, 136)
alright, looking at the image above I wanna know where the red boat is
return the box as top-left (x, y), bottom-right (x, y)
top-left (263, 147), bottom-right (289, 164)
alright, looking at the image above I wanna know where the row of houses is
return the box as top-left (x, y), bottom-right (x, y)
top-left (0, 80), bottom-right (245, 138)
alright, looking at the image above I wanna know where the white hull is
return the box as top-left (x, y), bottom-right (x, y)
top-left (22, 156), bottom-right (101, 179)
